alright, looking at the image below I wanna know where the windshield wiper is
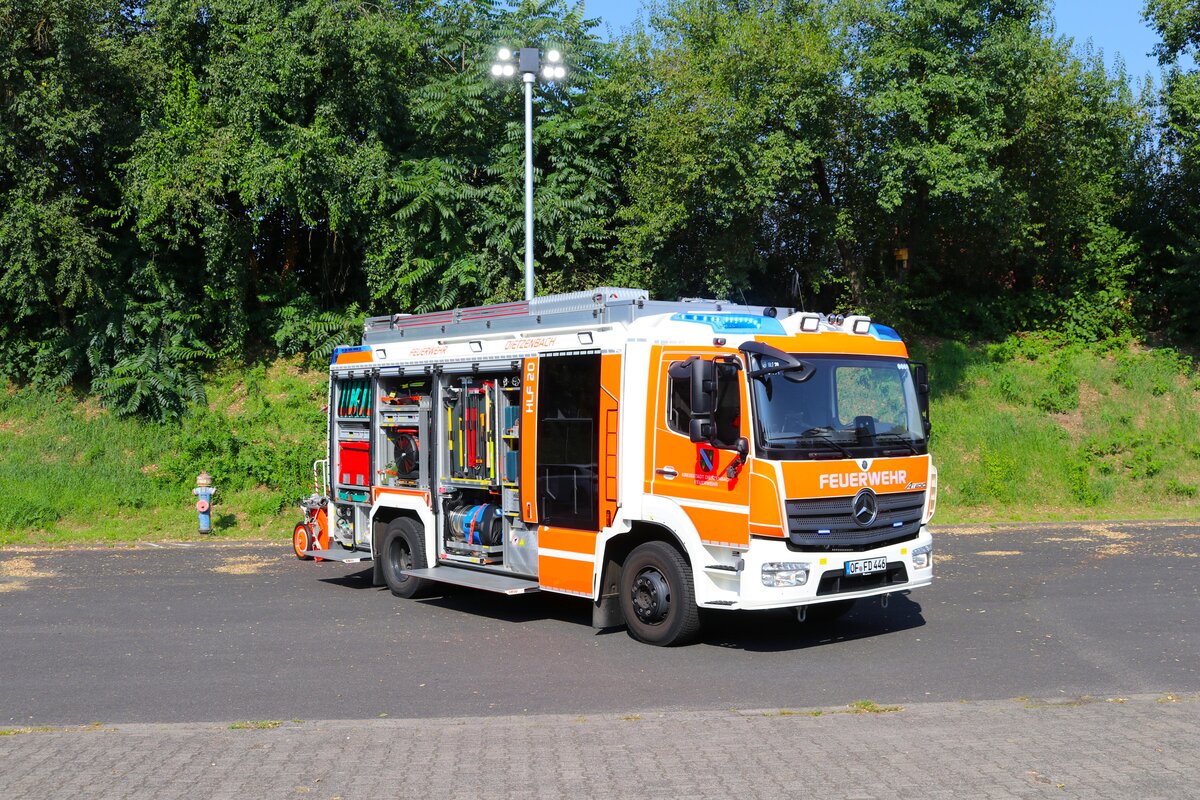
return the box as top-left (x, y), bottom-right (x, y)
top-left (875, 433), bottom-right (922, 455)
top-left (767, 431), bottom-right (854, 459)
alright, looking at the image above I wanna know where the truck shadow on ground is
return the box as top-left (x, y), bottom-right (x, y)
top-left (318, 567), bottom-right (927, 651)
top-left (696, 594), bottom-right (926, 652)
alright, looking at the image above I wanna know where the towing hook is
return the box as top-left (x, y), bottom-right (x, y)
top-left (881, 592), bottom-right (890, 609)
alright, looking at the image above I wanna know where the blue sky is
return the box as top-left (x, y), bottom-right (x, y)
top-left (579, 0), bottom-right (1164, 84)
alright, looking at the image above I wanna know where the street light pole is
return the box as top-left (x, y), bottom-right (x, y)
top-left (491, 46), bottom-right (566, 302)
top-left (523, 71), bottom-right (535, 302)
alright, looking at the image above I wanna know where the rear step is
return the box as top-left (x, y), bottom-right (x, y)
top-left (403, 566), bottom-right (539, 595)
top-left (302, 548), bottom-right (373, 563)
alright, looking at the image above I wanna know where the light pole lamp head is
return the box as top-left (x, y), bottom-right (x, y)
top-left (519, 47), bottom-right (540, 74)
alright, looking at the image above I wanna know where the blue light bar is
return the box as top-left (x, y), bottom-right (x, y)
top-left (870, 324), bottom-right (902, 342)
top-left (672, 313), bottom-right (786, 335)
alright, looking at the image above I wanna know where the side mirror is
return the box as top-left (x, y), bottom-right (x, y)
top-left (911, 361), bottom-right (930, 396)
top-left (910, 361), bottom-right (932, 436)
top-left (689, 418), bottom-right (714, 443)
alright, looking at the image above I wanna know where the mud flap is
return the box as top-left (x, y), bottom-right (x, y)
top-left (592, 589), bottom-right (625, 628)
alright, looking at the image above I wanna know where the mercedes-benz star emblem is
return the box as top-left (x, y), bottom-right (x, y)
top-left (852, 488), bottom-right (879, 528)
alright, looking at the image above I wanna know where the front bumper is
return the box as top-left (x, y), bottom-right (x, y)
top-left (697, 527), bottom-right (933, 610)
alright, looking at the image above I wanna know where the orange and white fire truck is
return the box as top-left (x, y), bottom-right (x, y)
top-left (293, 288), bottom-right (936, 645)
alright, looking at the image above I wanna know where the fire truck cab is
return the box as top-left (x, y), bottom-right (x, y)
top-left (296, 287), bottom-right (936, 646)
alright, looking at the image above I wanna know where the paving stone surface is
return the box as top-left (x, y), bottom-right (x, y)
top-left (2, 693), bottom-right (1196, 799)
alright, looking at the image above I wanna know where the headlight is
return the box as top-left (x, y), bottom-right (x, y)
top-left (912, 544), bottom-right (932, 569)
top-left (761, 562), bottom-right (810, 587)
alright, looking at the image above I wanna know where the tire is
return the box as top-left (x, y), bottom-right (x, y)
top-left (803, 598), bottom-right (856, 624)
top-left (380, 517), bottom-right (431, 599)
top-left (292, 523), bottom-right (314, 560)
top-left (620, 541), bottom-right (702, 646)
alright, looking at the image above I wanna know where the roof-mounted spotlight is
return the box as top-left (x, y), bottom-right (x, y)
top-left (845, 315), bottom-right (873, 335)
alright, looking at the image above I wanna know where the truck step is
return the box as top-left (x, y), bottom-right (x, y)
top-left (403, 566), bottom-right (539, 595)
top-left (303, 548), bottom-right (373, 563)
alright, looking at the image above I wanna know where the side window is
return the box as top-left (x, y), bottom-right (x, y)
top-left (665, 360), bottom-right (741, 446)
top-left (666, 372), bottom-right (691, 436)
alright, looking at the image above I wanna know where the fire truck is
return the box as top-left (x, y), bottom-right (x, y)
top-left (293, 287), bottom-right (936, 646)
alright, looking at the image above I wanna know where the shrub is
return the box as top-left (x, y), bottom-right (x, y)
top-left (1165, 479), bottom-right (1198, 498)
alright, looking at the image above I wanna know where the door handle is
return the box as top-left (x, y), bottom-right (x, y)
top-left (655, 467), bottom-right (678, 478)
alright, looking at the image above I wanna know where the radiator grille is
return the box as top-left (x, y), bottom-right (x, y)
top-left (785, 490), bottom-right (924, 549)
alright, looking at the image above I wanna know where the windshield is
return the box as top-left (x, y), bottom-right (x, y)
top-left (750, 354), bottom-right (927, 458)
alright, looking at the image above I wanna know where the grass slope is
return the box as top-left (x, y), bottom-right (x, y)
top-left (0, 358), bottom-right (325, 547)
top-left (0, 340), bottom-right (1196, 547)
top-left (919, 336), bottom-right (1200, 523)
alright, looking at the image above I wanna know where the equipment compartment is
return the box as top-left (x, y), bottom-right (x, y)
top-left (375, 379), bottom-right (431, 488)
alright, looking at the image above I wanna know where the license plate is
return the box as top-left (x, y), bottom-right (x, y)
top-left (845, 557), bottom-right (888, 576)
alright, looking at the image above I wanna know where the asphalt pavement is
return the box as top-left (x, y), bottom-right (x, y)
top-left (1, 520), bottom-right (1196, 725)
top-left (2, 520), bottom-right (1198, 799)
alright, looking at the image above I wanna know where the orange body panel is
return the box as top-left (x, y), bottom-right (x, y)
top-left (681, 505), bottom-right (750, 547)
top-left (540, 526), bottom-right (599, 556)
top-left (537, 554), bottom-right (593, 595)
top-left (372, 487), bottom-right (432, 507)
top-left (758, 334), bottom-right (909, 359)
top-left (748, 461), bottom-right (785, 538)
top-left (647, 345), bottom-right (752, 545)
top-left (777, 455), bottom-right (930, 499)
top-left (599, 354), bottom-right (622, 529)
top-left (520, 357), bottom-right (539, 523)
top-left (335, 350), bottom-right (374, 365)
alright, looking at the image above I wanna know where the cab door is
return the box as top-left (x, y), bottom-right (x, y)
top-left (648, 348), bottom-right (751, 547)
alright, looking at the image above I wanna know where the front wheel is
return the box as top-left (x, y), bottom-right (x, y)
top-left (292, 523), bottom-right (314, 560)
top-left (380, 518), bottom-right (431, 599)
top-left (620, 541), bottom-right (701, 646)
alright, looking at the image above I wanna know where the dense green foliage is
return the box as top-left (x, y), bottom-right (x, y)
top-left (0, 0), bottom-right (1197, 421)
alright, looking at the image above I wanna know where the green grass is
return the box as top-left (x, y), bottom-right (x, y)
top-left (228, 720), bottom-right (283, 730)
top-left (0, 340), bottom-right (1196, 548)
top-left (920, 336), bottom-right (1200, 524)
top-left (0, 357), bottom-right (326, 547)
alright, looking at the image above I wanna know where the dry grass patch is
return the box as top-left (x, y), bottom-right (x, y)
top-left (212, 555), bottom-right (279, 575)
top-left (977, 550), bottom-right (1022, 556)
top-left (0, 419), bottom-right (25, 435)
top-left (0, 581), bottom-right (29, 593)
top-left (0, 557), bottom-right (57, 579)
top-left (935, 525), bottom-right (1000, 536)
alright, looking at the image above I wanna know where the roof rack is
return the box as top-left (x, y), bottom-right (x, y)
top-left (362, 288), bottom-right (789, 345)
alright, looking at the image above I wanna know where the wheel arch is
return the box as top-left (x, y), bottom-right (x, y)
top-left (592, 519), bottom-right (695, 629)
top-left (370, 495), bottom-right (436, 576)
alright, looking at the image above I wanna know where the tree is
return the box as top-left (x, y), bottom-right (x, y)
top-left (1142, 0), bottom-right (1200, 339)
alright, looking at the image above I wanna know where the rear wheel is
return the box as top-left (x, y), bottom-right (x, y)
top-left (620, 541), bottom-right (701, 646)
top-left (292, 523), bottom-right (314, 560)
top-left (380, 518), bottom-right (431, 599)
